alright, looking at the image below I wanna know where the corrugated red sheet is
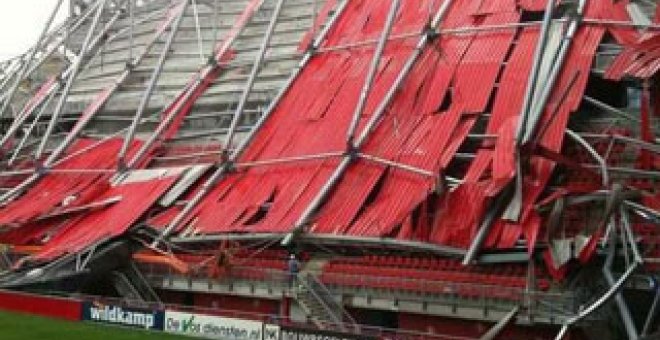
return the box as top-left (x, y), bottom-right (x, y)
top-left (152, 0), bottom-right (626, 255)
top-left (168, 0), bottom-right (446, 234)
top-left (605, 35), bottom-right (660, 80)
top-left (430, 1), bottom-right (608, 252)
top-left (0, 0), bottom-right (280, 263)
top-left (33, 174), bottom-right (179, 261)
top-left (313, 9), bottom-right (520, 237)
top-left (0, 138), bottom-right (143, 228)
top-left (503, 23), bottom-right (604, 249)
top-left (430, 26), bottom-right (539, 248)
top-left (601, 0), bottom-right (640, 46)
top-left (3, 0), bottom-right (654, 276)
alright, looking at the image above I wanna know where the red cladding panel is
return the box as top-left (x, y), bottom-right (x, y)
top-left (0, 290), bottom-right (82, 321)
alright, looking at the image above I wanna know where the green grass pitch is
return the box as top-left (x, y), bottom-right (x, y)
top-left (0, 310), bottom-right (192, 340)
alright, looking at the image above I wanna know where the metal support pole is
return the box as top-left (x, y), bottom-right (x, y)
top-left (192, 0), bottom-right (205, 63)
top-left (7, 88), bottom-right (59, 166)
top-left (514, 0), bottom-right (555, 143)
top-left (504, 0), bottom-right (556, 223)
top-left (523, 0), bottom-right (587, 144)
top-left (153, 0), bottom-right (351, 244)
top-left (507, 0), bottom-right (587, 223)
top-left (43, 0), bottom-right (166, 168)
top-left (345, 0), bottom-right (399, 144)
top-left (211, 0), bottom-right (219, 56)
top-left (358, 153), bottom-right (436, 178)
top-left (65, 0), bottom-right (73, 56)
top-left (236, 152), bottom-right (343, 169)
top-left (462, 187), bottom-right (511, 265)
top-left (0, 0), bottom-right (65, 119)
top-left (129, 0), bottom-right (135, 61)
top-left (35, 0), bottom-right (110, 159)
top-left (319, 31), bottom-right (419, 54)
top-left (624, 200), bottom-right (660, 220)
top-left (22, 2), bottom-right (103, 84)
top-left (554, 262), bottom-right (639, 340)
top-left (620, 207), bottom-right (643, 264)
top-left (282, 0), bottom-right (456, 247)
top-left (223, 0), bottom-right (287, 151)
top-left (642, 286), bottom-right (660, 337)
top-left (603, 224), bottom-right (640, 340)
top-left (0, 5), bottom-right (124, 150)
top-left (117, 0), bottom-right (190, 169)
top-left (583, 96), bottom-right (641, 124)
top-left (566, 129), bottom-right (609, 186)
top-left (480, 306), bottom-right (520, 340)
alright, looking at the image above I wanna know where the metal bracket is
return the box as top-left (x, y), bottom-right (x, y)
top-left (424, 23), bottom-right (439, 41)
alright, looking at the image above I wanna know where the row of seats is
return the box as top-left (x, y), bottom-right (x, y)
top-left (230, 257), bottom-right (287, 281)
top-left (324, 263), bottom-right (543, 288)
top-left (331, 256), bottom-right (532, 277)
top-left (320, 273), bottom-right (527, 300)
top-left (320, 259), bottom-right (551, 300)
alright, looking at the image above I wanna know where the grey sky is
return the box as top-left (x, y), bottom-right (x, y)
top-left (0, 0), bottom-right (68, 61)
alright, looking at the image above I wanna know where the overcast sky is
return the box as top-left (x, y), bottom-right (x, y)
top-left (0, 0), bottom-right (68, 61)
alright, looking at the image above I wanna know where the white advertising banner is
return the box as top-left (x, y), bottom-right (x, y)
top-left (263, 324), bottom-right (280, 340)
top-left (164, 310), bottom-right (265, 340)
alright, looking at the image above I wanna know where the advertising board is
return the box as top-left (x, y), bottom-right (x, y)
top-left (280, 325), bottom-right (378, 340)
top-left (164, 310), bottom-right (266, 340)
top-left (81, 301), bottom-right (164, 330)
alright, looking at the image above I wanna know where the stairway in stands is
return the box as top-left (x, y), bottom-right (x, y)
top-left (111, 262), bottom-right (162, 303)
top-left (294, 270), bottom-right (359, 333)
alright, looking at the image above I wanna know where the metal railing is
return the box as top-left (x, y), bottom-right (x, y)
top-left (296, 273), bottom-right (347, 331)
top-left (302, 272), bottom-right (359, 330)
top-left (136, 262), bottom-right (578, 324)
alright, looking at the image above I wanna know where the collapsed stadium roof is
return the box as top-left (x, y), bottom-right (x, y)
top-left (0, 0), bottom-right (659, 338)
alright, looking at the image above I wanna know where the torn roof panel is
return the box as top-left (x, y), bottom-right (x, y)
top-left (177, 0), bottom-right (441, 235)
top-left (0, 0), bottom-right (657, 293)
top-left (34, 173), bottom-right (180, 261)
top-left (0, 138), bottom-right (144, 228)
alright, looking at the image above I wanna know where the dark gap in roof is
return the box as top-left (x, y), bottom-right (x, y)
top-left (585, 76), bottom-right (629, 109)
top-left (569, 74), bottom-right (630, 132)
top-left (244, 188), bottom-right (277, 225)
top-left (483, 88), bottom-right (499, 120)
top-left (437, 88), bottom-right (453, 113)
top-left (232, 208), bottom-right (249, 226)
top-left (443, 154), bottom-right (475, 181)
top-left (519, 10), bottom-right (545, 23)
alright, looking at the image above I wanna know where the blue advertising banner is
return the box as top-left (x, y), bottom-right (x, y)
top-left (81, 301), bottom-right (164, 330)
